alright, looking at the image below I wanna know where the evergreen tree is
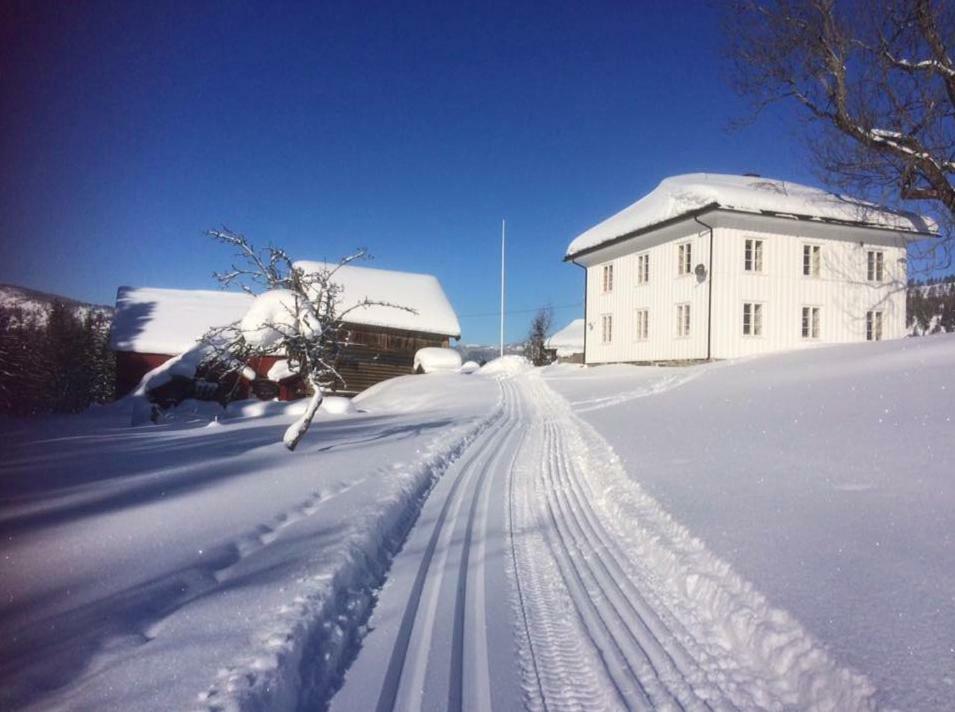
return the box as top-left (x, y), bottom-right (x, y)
top-left (523, 307), bottom-right (554, 366)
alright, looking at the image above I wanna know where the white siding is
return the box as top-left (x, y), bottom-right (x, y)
top-left (709, 225), bottom-right (907, 359)
top-left (583, 225), bottom-right (710, 363)
top-left (578, 212), bottom-right (909, 364)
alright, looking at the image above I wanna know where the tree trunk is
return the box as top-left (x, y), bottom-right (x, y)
top-left (283, 379), bottom-right (323, 451)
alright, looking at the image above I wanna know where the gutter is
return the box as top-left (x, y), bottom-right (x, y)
top-left (570, 258), bottom-right (588, 363)
top-left (693, 214), bottom-right (715, 362)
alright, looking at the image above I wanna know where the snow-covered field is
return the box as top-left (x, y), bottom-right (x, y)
top-left (2, 334), bottom-right (954, 711)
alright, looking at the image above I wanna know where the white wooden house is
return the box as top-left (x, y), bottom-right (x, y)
top-left (564, 174), bottom-right (935, 364)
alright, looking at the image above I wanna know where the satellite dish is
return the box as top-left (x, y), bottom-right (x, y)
top-left (694, 263), bottom-right (708, 280)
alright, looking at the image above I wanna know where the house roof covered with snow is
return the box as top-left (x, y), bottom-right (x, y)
top-left (293, 261), bottom-right (461, 338)
top-left (110, 287), bottom-right (254, 355)
top-left (546, 318), bottom-right (585, 357)
top-left (566, 173), bottom-right (937, 258)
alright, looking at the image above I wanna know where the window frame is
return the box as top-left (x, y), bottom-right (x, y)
top-left (678, 242), bottom-right (693, 276)
top-left (636, 252), bottom-right (650, 285)
top-left (742, 301), bottom-right (763, 337)
top-left (635, 308), bottom-right (649, 341)
top-left (866, 250), bottom-right (885, 282)
top-left (801, 306), bottom-right (821, 339)
top-left (601, 313), bottom-right (613, 344)
top-left (802, 243), bottom-right (822, 278)
top-left (744, 238), bottom-right (764, 273)
top-left (866, 310), bottom-right (883, 341)
top-left (676, 303), bottom-right (691, 338)
top-left (601, 263), bottom-right (614, 293)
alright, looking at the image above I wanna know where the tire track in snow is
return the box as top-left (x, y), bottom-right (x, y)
top-left (513, 372), bottom-right (876, 712)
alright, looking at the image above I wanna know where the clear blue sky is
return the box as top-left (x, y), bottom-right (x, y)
top-left (0, 0), bottom-right (816, 344)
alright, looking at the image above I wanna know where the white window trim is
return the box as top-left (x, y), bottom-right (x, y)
top-left (742, 301), bottom-right (764, 337)
top-left (801, 305), bottom-right (821, 340)
top-left (802, 243), bottom-right (822, 278)
top-left (866, 310), bottom-right (883, 341)
top-left (636, 252), bottom-right (650, 285)
top-left (601, 313), bottom-right (613, 344)
top-left (678, 242), bottom-right (693, 277)
top-left (676, 303), bottom-right (691, 338)
top-left (634, 308), bottom-right (649, 341)
top-left (867, 250), bottom-right (885, 282)
top-left (601, 263), bottom-right (614, 293)
top-left (744, 237), bottom-right (764, 273)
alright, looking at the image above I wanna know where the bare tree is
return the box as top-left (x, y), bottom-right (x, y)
top-left (726, 0), bottom-right (954, 269)
top-left (201, 228), bottom-right (414, 451)
top-left (523, 306), bottom-right (554, 366)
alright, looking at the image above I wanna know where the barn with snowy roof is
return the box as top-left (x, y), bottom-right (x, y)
top-left (564, 173), bottom-right (935, 364)
top-left (110, 263), bottom-right (460, 400)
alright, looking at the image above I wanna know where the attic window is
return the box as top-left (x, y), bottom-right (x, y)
top-left (867, 250), bottom-right (884, 282)
top-left (602, 263), bottom-right (614, 293)
top-left (678, 242), bottom-right (692, 276)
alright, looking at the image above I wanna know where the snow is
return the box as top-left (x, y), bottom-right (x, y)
top-left (566, 172), bottom-right (937, 256)
top-left (266, 359), bottom-right (298, 382)
top-left (240, 289), bottom-right (317, 350)
top-left (320, 396), bottom-right (356, 415)
top-left (544, 333), bottom-right (955, 710)
top-left (293, 261), bottom-right (460, 337)
top-left (478, 354), bottom-right (530, 375)
top-left (0, 373), bottom-right (498, 711)
top-left (4, 333), bottom-right (953, 711)
top-left (545, 318), bottom-right (585, 357)
top-left (110, 286), bottom-right (253, 355)
top-left (458, 360), bottom-right (480, 374)
top-left (413, 346), bottom-right (462, 373)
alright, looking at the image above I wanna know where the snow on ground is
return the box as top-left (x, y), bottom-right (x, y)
top-left (0, 373), bottom-right (498, 711)
top-left (544, 333), bottom-right (955, 711)
top-left (3, 334), bottom-right (953, 711)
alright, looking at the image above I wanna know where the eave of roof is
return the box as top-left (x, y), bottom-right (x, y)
top-left (563, 202), bottom-right (937, 262)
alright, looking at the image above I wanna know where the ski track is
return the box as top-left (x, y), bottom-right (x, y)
top-left (178, 365), bottom-right (879, 712)
top-left (509, 372), bottom-right (877, 712)
top-left (196, 389), bottom-right (507, 712)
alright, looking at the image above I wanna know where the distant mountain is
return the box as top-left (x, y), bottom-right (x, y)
top-left (0, 284), bottom-right (113, 327)
top-left (455, 342), bottom-right (525, 365)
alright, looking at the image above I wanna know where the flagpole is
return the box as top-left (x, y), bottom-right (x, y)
top-left (500, 219), bottom-right (506, 358)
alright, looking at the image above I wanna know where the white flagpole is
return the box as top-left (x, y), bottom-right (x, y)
top-left (500, 219), bottom-right (506, 358)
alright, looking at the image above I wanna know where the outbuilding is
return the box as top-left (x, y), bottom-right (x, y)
top-left (110, 263), bottom-right (460, 399)
top-left (564, 173), bottom-right (935, 365)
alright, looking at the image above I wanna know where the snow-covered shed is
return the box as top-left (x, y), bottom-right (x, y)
top-left (565, 173), bottom-right (935, 364)
top-left (110, 264), bottom-right (461, 399)
top-left (545, 318), bottom-right (585, 363)
top-left (110, 287), bottom-right (253, 398)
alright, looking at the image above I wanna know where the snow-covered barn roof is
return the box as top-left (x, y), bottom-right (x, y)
top-left (293, 261), bottom-right (461, 338)
top-left (110, 287), bottom-right (253, 355)
top-left (111, 264), bottom-right (461, 355)
top-left (566, 173), bottom-right (937, 258)
top-left (545, 318), bottom-right (585, 357)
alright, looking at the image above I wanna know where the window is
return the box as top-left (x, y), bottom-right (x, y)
top-left (678, 242), bottom-right (692, 275)
top-left (635, 309), bottom-right (649, 340)
top-left (867, 250), bottom-right (884, 282)
top-left (866, 310), bottom-right (883, 341)
top-left (676, 303), bottom-right (691, 337)
top-left (744, 238), bottom-right (764, 272)
top-left (601, 314), bottom-right (613, 344)
top-left (636, 253), bottom-right (650, 284)
top-left (601, 263), bottom-right (614, 293)
top-left (742, 302), bottom-right (763, 336)
top-left (801, 306), bottom-right (821, 339)
top-left (803, 244), bottom-right (821, 277)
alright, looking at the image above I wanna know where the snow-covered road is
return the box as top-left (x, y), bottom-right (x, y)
top-left (332, 370), bottom-right (873, 712)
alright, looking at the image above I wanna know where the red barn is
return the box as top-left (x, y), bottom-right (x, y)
top-left (109, 264), bottom-right (461, 402)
